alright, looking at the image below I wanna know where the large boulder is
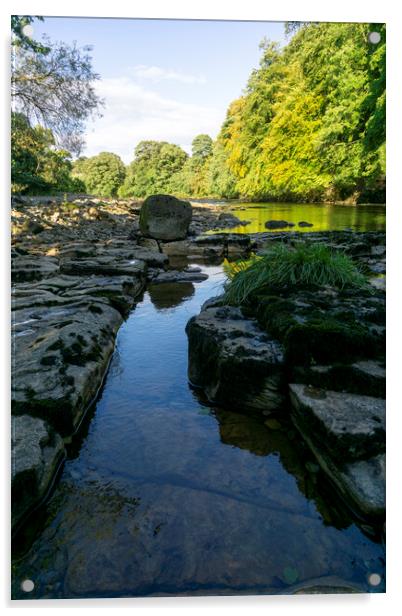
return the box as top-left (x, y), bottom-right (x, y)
top-left (139, 194), bottom-right (192, 241)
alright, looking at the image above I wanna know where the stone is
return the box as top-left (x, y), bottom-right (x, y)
top-left (11, 415), bottom-right (65, 529)
top-left (11, 299), bottom-right (124, 435)
top-left (152, 270), bottom-right (208, 284)
top-left (139, 194), bottom-right (192, 241)
top-left (290, 360), bottom-right (386, 398)
top-left (298, 221), bottom-right (314, 227)
top-left (265, 220), bottom-right (295, 229)
top-left (160, 240), bottom-right (191, 257)
top-left (186, 306), bottom-right (286, 413)
top-left (12, 255), bottom-right (60, 283)
top-left (289, 384), bottom-right (385, 461)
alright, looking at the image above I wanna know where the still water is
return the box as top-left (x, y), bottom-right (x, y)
top-left (12, 261), bottom-right (385, 599)
top-left (211, 202), bottom-right (386, 234)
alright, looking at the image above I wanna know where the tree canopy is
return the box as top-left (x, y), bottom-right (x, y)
top-left (11, 15), bottom-right (103, 155)
top-left (73, 152), bottom-right (126, 197)
top-left (11, 21), bottom-right (385, 203)
top-left (119, 141), bottom-right (188, 198)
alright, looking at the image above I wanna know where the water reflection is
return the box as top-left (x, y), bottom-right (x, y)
top-left (148, 281), bottom-right (195, 310)
top-left (210, 203), bottom-right (386, 234)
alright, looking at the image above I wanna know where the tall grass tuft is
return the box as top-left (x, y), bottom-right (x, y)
top-left (223, 243), bottom-right (369, 305)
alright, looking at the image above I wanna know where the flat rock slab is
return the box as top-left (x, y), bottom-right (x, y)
top-left (291, 360), bottom-right (386, 398)
top-left (12, 255), bottom-right (60, 282)
top-left (12, 415), bottom-right (65, 529)
top-left (153, 270), bottom-right (208, 284)
top-left (186, 306), bottom-right (285, 413)
top-left (12, 299), bottom-right (124, 435)
top-left (289, 384), bottom-right (385, 461)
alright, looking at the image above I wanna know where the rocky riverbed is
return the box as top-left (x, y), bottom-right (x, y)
top-left (11, 194), bottom-right (385, 534)
top-left (11, 195), bottom-right (254, 530)
top-left (186, 230), bottom-right (386, 522)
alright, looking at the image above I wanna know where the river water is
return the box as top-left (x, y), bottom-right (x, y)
top-left (210, 202), bottom-right (386, 234)
top-left (12, 253), bottom-right (385, 599)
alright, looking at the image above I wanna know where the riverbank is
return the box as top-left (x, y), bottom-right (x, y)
top-left (11, 195), bottom-right (385, 533)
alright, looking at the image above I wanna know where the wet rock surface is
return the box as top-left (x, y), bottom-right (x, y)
top-left (12, 415), bottom-right (65, 529)
top-left (186, 306), bottom-right (285, 413)
top-left (186, 230), bottom-right (385, 522)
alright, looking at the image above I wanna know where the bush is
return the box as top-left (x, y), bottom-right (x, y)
top-left (223, 243), bottom-right (368, 305)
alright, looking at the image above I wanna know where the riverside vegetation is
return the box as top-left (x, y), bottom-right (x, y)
top-left (12, 21), bottom-right (385, 204)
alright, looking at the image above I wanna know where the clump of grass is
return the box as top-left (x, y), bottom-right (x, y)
top-left (223, 243), bottom-right (369, 305)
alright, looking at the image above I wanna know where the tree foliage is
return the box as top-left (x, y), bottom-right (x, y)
top-left (11, 112), bottom-right (84, 194)
top-left (11, 16), bottom-right (103, 154)
top-left (119, 141), bottom-right (188, 198)
top-left (213, 22), bottom-right (386, 203)
top-left (74, 152), bottom-right (126, 197)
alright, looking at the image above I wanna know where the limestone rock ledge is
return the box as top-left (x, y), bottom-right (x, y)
top-left (11, 415), bottom-right (66, 530)
top-left (289, 384), bottom-right (385, 519)
top-left (186, 305), bottom-right (286, 413)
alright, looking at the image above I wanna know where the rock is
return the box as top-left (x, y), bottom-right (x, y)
top-left (265, 220), bottom-right (295, 229)
top-left (139, 194), bottom-right (192, 241)
top-left (191, 233), bottom-right (251, 259)
top-left (298, 221), bottom-right (314, 228)
top-left (11, 415), bottom-right (65, 529)
top-left (60, 256), bottom-right (147, 278)
top-left (186, 306), bottom-right (285, 413)
top-left (289, 384), bottom-right (385, 461)
top-left (137, 236), bottom-right (160, 252)
top-left (160, 240), bottom-right (191, 257)
top-left (11, 299), bottom-right (125, 435)
top-left (152, 270), bottom-right (208, 284)
top-left (12, 255), bottom-right (60, 283)
top-left (290, 360), bottom-right (386, 398)
top-left (289, 384), bottom-right (385, 519)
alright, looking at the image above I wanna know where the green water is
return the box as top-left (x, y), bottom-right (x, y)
top-left (211, 202), bottom-right (386, 234)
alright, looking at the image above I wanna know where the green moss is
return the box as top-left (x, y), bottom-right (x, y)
top-left (284, 317), bottom-right (378, 365)
top-left (254, 296), bottom-right (298, 339)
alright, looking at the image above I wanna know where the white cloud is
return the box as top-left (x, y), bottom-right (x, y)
top-left (129, 64), bottom-right (207, 85)
top-left (83, 77), bottom-right (224, 163)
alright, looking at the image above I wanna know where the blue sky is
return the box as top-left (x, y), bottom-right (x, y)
top-left (34, 17), bottom-right (286, 162)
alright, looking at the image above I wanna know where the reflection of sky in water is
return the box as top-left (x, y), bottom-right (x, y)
top-left (12, 261), bottom-right (385, 599)
top-left (208, 203), bottom-right (386, 234)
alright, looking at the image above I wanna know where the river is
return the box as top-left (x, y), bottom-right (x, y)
top-left (12, 255), bottom-right (385, 598)
top-left (208, 202), bottom-right (386, 234)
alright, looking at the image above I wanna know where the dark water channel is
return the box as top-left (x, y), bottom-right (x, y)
top-left (12, 261), bottom-right (385, 599)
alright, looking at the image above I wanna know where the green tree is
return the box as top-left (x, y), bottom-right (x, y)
top-left (11, 111), bottom-right (83, 194)
top-left (77, 152), bottom-right (126, 197)
top-left (11, 16), bottom-right (103, 154)
top-left (119, 141), bottom-right (188, 198)
top-left (210, 22), bottom-right (385, 202)
top-left (191, 134), bottom-right (213, 161)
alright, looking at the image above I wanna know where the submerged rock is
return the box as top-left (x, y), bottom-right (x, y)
top-left (139, 194), bottom-right (192, 241)
top-left (186, 306), bottom-right (285, 413)
top-left (12, 415), bottom-right (65, 530)
top-left (265, 220), bottom-right (295, 229)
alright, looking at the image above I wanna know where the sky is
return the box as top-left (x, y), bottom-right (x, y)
top-left (33, 17), bottom-right (286, 162)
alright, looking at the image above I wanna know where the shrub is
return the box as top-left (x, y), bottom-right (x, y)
top-left (223, 243), bottom-right (368, 305)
